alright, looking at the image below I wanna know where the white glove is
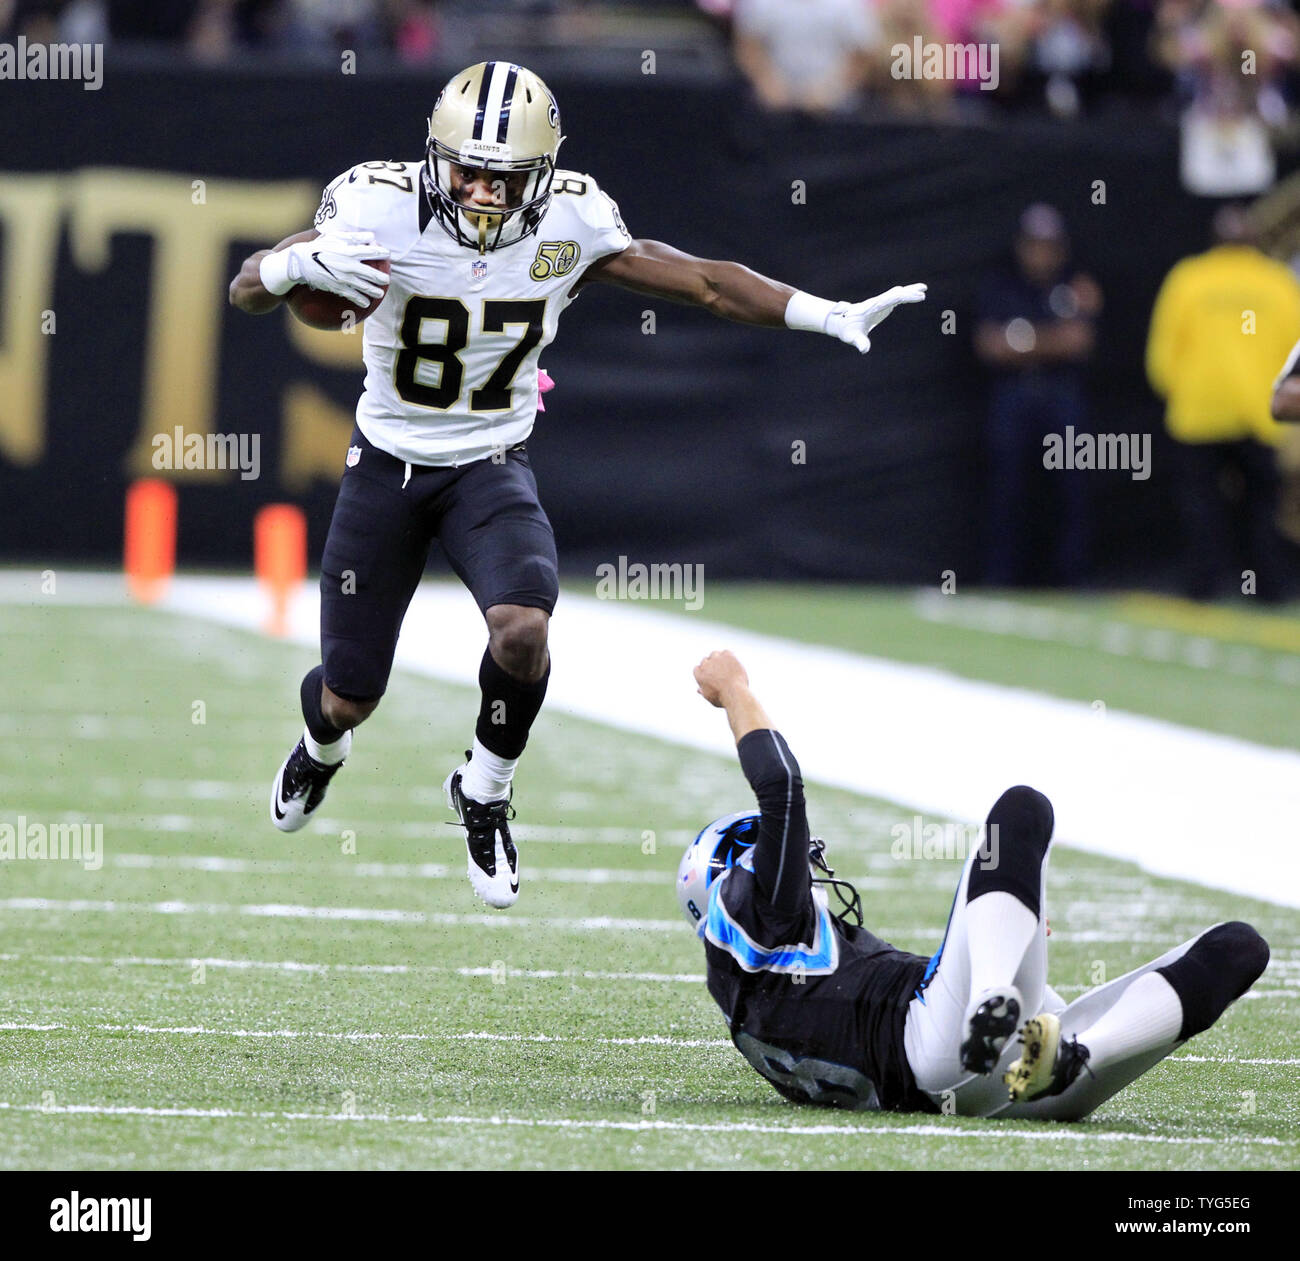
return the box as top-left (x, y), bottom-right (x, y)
top-left (786, 282), bottom-right (928, 354)
top-left (259, 230), bottom-right (390, 306)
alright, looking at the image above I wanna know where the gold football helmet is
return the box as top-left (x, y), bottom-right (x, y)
top-left (426, 61), bottom-right (564, 253)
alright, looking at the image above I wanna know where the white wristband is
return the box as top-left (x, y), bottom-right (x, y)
top-left (784, 290), bottom-right (839, 334)
top-left (258, 248), bottom-right (298, 296)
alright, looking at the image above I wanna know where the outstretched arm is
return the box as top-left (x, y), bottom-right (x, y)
top-left (585, 239), bottom-right (795, 326)
top-left (694, 651), bottom-right (810, 916)
top-left (586, 239), bottom-right (926, 353)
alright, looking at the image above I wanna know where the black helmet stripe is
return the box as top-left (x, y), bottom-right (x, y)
top-left (472, 62), bottom-right (496, 141)
top-left (496, 63), bottom-right (520, 144)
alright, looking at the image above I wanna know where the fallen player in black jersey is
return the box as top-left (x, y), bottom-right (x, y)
top-left (678, 650), bottom-right (1270, 1117)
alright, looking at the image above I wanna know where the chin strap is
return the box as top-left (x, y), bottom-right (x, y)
top-left (809, 836), bottom-right (863, 929)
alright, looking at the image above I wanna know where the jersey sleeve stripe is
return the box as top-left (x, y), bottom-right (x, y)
top-left (769, 729), bottom-right (796, 901)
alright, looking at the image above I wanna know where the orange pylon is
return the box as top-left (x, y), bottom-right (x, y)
top-left (124, 479), bottom-right (177, 604)
top-left (255, 504), bottom-right (307, 636)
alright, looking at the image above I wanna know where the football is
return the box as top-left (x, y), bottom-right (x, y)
top-left (286, 256), bottom-right (390, 329)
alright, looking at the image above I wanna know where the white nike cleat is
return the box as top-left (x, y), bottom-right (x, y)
top-left (443, 754), bottom-right (519, 909)
top-left (959, 985), bottom-right (1023, 1074)
top-left (269, 732), bottom-right (351, 832)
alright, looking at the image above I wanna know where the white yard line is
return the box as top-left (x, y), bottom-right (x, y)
top-left (99, 851), bottom-right (901, 889)
top-left (3, 952), bottom-right (1297, 1001)
top-left (0, 807), bottom-right (691, 845)
top-left (0, 897), bottom-right (682, 931)
top-left (0, 953), bottom-right (707, 982)
top-left (0, 898), bottom-right (1194, 946)
top-left (106, 853), bottom-right (670, 885)
top-left (0, 1020), bottom-right (729, 1047)
top-left (0, 1100), bottom-right (1283, 1146)
top-left (1, 1018), bottom-right (1292, 1066)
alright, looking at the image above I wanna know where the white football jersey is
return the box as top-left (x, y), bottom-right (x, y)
top-left (313, 161), bottom-right (631, 466)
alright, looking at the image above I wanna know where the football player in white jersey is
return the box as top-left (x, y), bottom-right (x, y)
top-left (229, 60), bottom-right (927, 910)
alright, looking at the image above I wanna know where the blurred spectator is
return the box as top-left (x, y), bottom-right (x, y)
top-left (390, 0), bottom-right (441, 63)
top-left (733, 0), bottom-right (880, 114)
top-left (1155, 0), bottom-right (1300, 195)
top-left (188, 0), bottom-right (239, 61)
top-left (58, 0), bottom-right (107, 41)
top-left (1146, 203), bottom-right (1300, 600)
top-left (1104, 0), bottom-right (1169, 99)
top-left (694, 0), bottom-right (734, 28)
top-left (1031, 0), bottom-right (1111, 115)
top-left (874, 0), bottom-right (956, 111)
top-left (279, 0), bottom-right (385, 53)
top-left (974, 204), bottom-right (1103, 586)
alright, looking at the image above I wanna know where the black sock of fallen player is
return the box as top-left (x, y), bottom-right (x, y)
top-left (474, 647), bottom-right (550, 759)
top-left (1156, 921), bottom-right (1270, 1040)
top-left (967, 784), bottom-right (1054, 913)
top-left (300, 665), bottom-right (346, 746)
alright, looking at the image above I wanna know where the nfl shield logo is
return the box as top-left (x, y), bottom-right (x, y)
top-left (346, 445), bottom-right (362, 468)
top-left (472, 259), bottom-right (488, 280)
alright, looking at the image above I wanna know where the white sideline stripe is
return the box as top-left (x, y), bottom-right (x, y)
top-left (0, 953), bottom-right (707, 983)
top-left (146, 576), bottom-right (1300, 910)
top-left (0, 1021), bottom-right (729, 1047)
top-left (0, 1101), bottom-right (1282, 1146)
top-left (0, 897), bottom-right (682, 931)
top-left (0, 1020), bottom-right (1291, 1067)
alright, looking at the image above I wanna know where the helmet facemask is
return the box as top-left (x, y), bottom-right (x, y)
top-left (426, 136), bottom-right (556, 254)
top-left (809, 836), bottom-right (863, 929)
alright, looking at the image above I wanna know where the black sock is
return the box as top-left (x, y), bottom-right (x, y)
top-left (967, 785), bottom-right (1054, 915)
top-left (474, 648), bottom-right (549, 759)
top-left (300, 665), bottom-right (345, 745)
top-left (1157, 921), bottom-right (1270, 1041)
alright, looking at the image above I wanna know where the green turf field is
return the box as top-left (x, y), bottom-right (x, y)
top-left (1, 590), bottom-right (1296, 1170)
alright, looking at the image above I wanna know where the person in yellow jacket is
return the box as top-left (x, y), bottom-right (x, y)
top-left (1146, 204), bottom-right (1300, 601)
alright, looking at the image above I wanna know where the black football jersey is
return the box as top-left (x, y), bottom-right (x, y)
top-left (703, 730), bottom-right (935, 1113)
